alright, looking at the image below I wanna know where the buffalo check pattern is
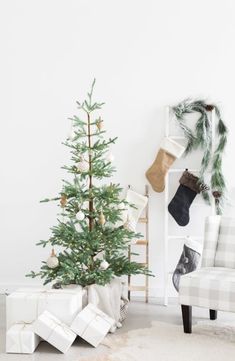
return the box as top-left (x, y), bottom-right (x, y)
top-left (179, 216), bottom-right (235, 313)
top-left (215, 217), bottom-right (235, 268)
top-left (179, 267), bottom-right (235, 312)
top-left (201, 215), bottom-right (221, 267)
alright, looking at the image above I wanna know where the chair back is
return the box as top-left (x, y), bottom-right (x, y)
top-left (202, 216), bottom-right (221, 267)
top-left (202, 216), bottom-right (235, 269)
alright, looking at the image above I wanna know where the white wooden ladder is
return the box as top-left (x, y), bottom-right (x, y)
top-left (163, 106), bottom-right (216, 306)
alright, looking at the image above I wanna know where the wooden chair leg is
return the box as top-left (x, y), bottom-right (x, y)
top-left (209, 309), bottom-right (217, 320)
top-left (181, 305), bottom-right (192, 333)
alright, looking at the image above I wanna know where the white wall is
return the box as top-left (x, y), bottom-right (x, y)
top-left (1, 0), bottom-right (235, 297)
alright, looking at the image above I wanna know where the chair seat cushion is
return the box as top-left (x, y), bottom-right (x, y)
top-left (179, 267), bottom-right (235, 312)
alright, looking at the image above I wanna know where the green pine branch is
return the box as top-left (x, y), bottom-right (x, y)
top-left (26, 80), bottom-right (153, 286)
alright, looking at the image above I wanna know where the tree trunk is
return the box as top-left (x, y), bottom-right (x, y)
top-left (87, 112), bottom-right (94, 231)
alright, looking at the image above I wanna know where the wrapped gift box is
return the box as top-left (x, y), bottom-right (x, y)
top-left (33, 310), bottom-right (76, 353)
top-left (71, 303), bottom-right (115, 347)
top-left (6, 323), bottom-right (40, 354)
top-left (6, 287), bottom-right (87, 330)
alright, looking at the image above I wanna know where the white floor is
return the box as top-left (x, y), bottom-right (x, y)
top-left (1, 295), bottom-right (235, 360)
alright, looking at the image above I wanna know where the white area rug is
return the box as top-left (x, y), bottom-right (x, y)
top-left (194, 320), bottom-right (235, 342)
top-left (81, 320), bottom-right (235, 361)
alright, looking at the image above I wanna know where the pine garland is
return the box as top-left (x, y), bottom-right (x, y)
top-left (172, 99), bottom-right (228, 214)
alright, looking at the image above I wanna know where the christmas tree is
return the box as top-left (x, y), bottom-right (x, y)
top-left (27, 80), bottom-right (151, 286)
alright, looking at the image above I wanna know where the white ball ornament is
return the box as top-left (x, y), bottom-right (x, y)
top-left (76, 159), bottom-right (89, 173)
top-left (100, 260), bottom-right (109, 270)
top-left (76, 210), bottom-right (85, 221)
top-left (47, 249), bottom-right (59, 269)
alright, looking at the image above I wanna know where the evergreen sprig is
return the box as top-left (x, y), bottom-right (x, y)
top-left (172, 99), bottom-right (228, 214)
top-left (27, 80), bottom-right (153, 286)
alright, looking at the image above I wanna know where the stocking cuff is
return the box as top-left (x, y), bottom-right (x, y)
top-left (180, 170), bottom-right (201, 193)
top-left (160, 137), bottom-right (185, 159)
top-left (126, 189), bottom-right (148, 209)
top-left (185, 237), bottom-right (203, 255)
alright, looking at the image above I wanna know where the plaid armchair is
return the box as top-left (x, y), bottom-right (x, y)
top-left (179, 216), bottom-right (235, 333)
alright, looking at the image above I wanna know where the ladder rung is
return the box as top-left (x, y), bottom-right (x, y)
top-left (168, 235), bottom-right (186, 240)
top-left (128, 285), bottom-right (147, 291)
top-left (135, 239), bottom-right (148, 245)
top-left (139, 217), bottom-right (148, 223)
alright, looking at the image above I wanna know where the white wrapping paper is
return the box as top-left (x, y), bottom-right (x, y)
top-left (6, 323), bottom-right (40, 354)
top-left (33, 310), bottom-right (76, 354)
top-left (6, 287), bottom-right (87, 330)
top-left (71, 303), bottom-right (115, 347)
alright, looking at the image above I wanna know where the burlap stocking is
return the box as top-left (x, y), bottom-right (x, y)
top-left (146, 137), bottom-right (185, 192)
